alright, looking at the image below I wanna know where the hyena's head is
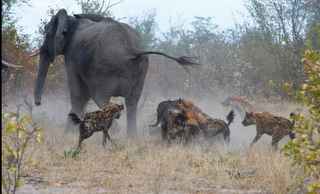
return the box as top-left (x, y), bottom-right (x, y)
top-left (168, 108), bottom-right (188, 136)
top-left (107, 103), bottom-right (124, 119)
top-left (169, 107), bottom-right (187, 126)
top-left (169, 108), bottom-right (200, 136)
top-left (241, 111), bottom-right (255, 126)
top-left (221, 96), bottom-right (233, 107)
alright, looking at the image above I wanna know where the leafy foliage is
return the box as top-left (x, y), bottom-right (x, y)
top-left (1, 112), bottom-right (42, 194)
top-left (75, 0), bottom-right (121, 17)
top-left (128, 9), bottom-right (159, 50)
top-left (2, 0), bottom-right (31, 19)
top-left (281, 38), bottom-right (320, 193)
top-left (241, 0), bottom-right (320, 99)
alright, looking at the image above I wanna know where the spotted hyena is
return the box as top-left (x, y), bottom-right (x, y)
top-left (68, 103), bottom-right (124, 148)
top-left (222, 96), bottom-right (261, 120)
top-left (241, 111), bottom-right (295, 149)
top-left (175, 98), bottom-right (235, 142)
top-left (168, 107), bottom-right (200, 145)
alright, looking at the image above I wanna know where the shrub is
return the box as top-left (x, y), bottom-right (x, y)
top-left (281, 42), bottom-right (320, 193)
top-left (1, 112), bottom-right (42, 194)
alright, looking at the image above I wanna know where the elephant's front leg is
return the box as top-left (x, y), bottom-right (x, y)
top-left (65, 72), bottom-right (91, 132)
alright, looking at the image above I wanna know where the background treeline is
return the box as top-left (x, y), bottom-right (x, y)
top-left (2, 0), bottom-right (320, 104)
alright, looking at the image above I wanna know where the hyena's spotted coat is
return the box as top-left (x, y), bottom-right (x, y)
top-left (242, 111), bottom-right (295, 149)
top-left (175, 98), bottom-right (235, 142)
top-left (68, 103), bottom-right (124, 148)
top-left (168, 107), bottom-right (200, 145)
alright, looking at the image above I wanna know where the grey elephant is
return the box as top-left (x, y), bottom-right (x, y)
top-left (2, 46), bottom-right (22, 84)
top-left (33, 9), bottom-right (198, 137)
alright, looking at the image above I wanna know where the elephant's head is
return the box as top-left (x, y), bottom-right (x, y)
top-left (34, 9), bottom-right (68, 106)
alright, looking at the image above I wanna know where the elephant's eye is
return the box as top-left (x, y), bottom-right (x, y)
top-left (62, 30), bottom-right (67, 37)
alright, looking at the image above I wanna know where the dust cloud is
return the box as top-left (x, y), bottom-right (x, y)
top-left (2, 80), bottom-right (295, 150)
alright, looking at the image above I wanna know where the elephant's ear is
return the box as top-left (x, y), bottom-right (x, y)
top-left (54, 9), bottom-right (68, 57)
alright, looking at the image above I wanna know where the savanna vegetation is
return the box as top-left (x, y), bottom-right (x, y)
top-left (2, 0), bottom-right (319, 193)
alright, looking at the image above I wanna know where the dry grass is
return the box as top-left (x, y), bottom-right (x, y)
top-left (15, 125), bottom-right (304, 194)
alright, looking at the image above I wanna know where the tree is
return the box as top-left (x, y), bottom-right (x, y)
top-left (243, 0), bottom-right (320, 98)
top-left (2, 111), bottom-right (43, 194)
top-left (127, 9), bottom-right (159, 50)
top-left (75, 0), bottom-right (123, 17)
top-left (281, 33), bottom-right (320, 193)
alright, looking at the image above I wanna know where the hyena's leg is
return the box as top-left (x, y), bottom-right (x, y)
top-left (271, 131), bottom-right (284, 150)
top-left (103, 129), bottom-right (115, 147)
top-left (271, 136), bottom-right (281, 150)
top-left (78, 131), bottom-right (94, 148)
top-left (222, 127), bottom-right (231, 142)
top-left (250, 132), bottom-right (263, 147)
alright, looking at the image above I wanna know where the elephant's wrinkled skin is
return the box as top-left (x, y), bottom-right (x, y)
top-left (34, 9), bottom-right (197, 138)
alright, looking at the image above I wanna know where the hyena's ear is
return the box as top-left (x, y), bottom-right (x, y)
top-left (180, 107), bottom-right (186, 115)
top-left (245, 111), bottom-right (250, 118)
top-left (119, 103), bottom-right (124, 110)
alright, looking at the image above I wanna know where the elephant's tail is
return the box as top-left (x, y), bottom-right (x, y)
top-left (68, 113), bottom-right (82, 125)
top-left (136, 51), bottom-right (200, 66)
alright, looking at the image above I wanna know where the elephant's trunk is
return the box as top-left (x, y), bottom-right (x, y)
top-left (34, 53), bottom-right (51, 106)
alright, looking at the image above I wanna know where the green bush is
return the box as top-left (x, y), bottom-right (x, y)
top-left (281, 44), bottom-right (320, 193)
top-left (1, 112), bottom-right (42, 194)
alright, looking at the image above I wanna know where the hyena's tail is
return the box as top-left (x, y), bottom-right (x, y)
top-left (68, 113), bottom-right (81, 125)
top-left (226, 110), bottom-right (235, 127)
top-left (290, 112), bottom-right (295, 126)
top-left (289, 112), bottom-right (296, 140)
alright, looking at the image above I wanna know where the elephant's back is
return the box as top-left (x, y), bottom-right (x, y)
top-left (67, 18), bottom-right (148, 80)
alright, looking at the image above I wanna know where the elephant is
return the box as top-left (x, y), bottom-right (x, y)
top-left (2, 46), bottom-right (22, 84)
top-left (33, 9), bottom-right (198, 138)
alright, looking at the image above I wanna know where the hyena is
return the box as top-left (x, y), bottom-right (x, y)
top-left (175, 98), bottom-right (235, 142)
top-left (222, 96), bottom-right (261, 120)
top-left (68, 103), bottom-right (124, 148)
top-left (241, 111), bottom-right (295, 149)
top-left (168, 107), bottom-right (200, 145)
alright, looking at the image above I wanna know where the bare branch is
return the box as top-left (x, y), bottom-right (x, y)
top-left (102, 0), bottom-right (124, 15)
top-left (98, 0), bottom-right (105, 14)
